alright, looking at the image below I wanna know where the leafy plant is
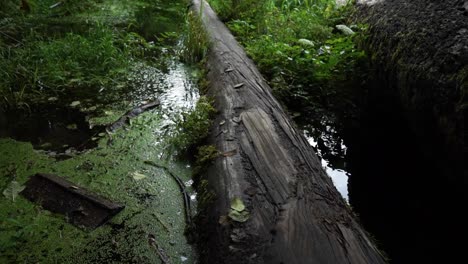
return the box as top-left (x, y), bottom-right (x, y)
top-left (182, 10), bottom-right (209, 64)
top-left (169, 96), bottom-right (216, 151)
top-left (192, 144), bottom-right (219, 181)
top-left (195, 145), bottom-right (219, 166)
top-left (2, 180), bottom-right (25, 202)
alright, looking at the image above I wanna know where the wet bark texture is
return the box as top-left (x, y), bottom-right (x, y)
top-left (351, 1), bottom-right (467, 263)
top-left (192, 1), bottom-right (386, 263)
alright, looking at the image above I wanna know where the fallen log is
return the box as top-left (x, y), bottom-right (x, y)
top-left (191, 1), bottom-right (387, 263)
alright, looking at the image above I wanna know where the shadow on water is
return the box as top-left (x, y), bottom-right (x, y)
top-left (0, 105), bottom-right (103, 153)
top-left (344, 93), bottom-right (464, 263)
top-left (296, 81), bottom-right (463, 262)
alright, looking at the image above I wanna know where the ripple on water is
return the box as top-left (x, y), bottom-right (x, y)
top-left (128, 61), bottom-right (200, 112)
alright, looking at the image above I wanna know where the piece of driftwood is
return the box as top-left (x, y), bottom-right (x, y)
top-left (107, 100), bottom-right (160, 133)
top-left (191, 1), bottom-right (387, 263)
top-left (21, 173), bottom-right (124, 229)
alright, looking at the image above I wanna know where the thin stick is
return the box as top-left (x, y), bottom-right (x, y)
top-left (148, 234), bottom-right (171, 264)
top-left (144, 160), bottom-right (192, 226)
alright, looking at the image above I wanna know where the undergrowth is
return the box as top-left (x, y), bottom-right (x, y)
top-left (0, 0), bottom-right (182, 110)
top-left (181, 9), bottom-right (209, 64)
top-left (169, 96), bottom-right (217, 152)
top-left (207, 0), bottom-right (368, 123)
top-left (1, 26), bottom-right (127, 102)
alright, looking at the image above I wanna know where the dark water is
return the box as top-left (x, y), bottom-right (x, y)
top-left (297, 86), bottom-right (464, 263)
top-left (343, 95), bottom-right (464, 263)
top-left (0, 105), bottom-right (102, 153)
top-left (300, 118), bottom-right (350, 200)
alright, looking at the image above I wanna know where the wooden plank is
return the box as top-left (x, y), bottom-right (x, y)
top-left (21, 173), bottom-right (124, 229)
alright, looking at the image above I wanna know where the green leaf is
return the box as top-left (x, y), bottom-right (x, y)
top-left (2, 181), bottom-right (25, 202)
top-left (297, 38), bottom-right (315, 47)
top-left (230, 197), bottom-right (245, 212)
top-left (70, 101), bottom-right (81, 107)
top-left (228, 209), bottom-right (250, 223)
top-left (228, 197), bottom-right (250, 222)
top-left (131, 171), bottom-right (147, 181)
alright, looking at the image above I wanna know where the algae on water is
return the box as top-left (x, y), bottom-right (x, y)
top-left (0, 0), bottom-right (201, 263)
top-left (0, 109), bottom-right (196, 263)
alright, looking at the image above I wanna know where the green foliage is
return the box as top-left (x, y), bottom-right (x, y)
top-left (53, 0), bottom-right (101, 15)
top-left (32, 27), bottom-right (128, 88)
top-left (208, 0), bottom-right (367, 119)
top-left (196, 179), bottom-right (216, 211)
top-left (0, 0), bottom-right (102, 17)
top-left (0, 0), bottom-right (21, 18)
top-left (192, 144), bottom-right (219, 180)
top-left (2, 181), bottom-right (25, 202)
top-left (133, 0), bottom-right (185, 41)
top-left (0, 0), bottom-right (189, 110)
top-left (228, 197), bottom-right (250, 222)
top-left (195, 145), bottom-right (219, 166)
top-left (170, 96), bottom-right (216, 151)
top-left (0, 26), bottom-right (133, 107)
top-left (182, 11), bottom-right (209, 64)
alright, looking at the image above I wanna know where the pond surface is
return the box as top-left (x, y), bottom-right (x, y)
top-left (0, 0), bottom-right (201, 263)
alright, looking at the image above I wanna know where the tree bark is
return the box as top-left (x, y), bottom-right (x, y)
top-left (191, 1), bottom-right (387, 263)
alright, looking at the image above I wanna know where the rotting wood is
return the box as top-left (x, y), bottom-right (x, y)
top-left (191, 1), bottom-right (387, 263)
top-left (21, 173), bottom-right (124, 229)
top-left (148, 234), bottom-right (172, 264)
top-left (107, 99), bottom-right (160, 133)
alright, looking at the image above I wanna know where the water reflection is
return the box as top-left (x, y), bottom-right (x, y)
top-left (305, 131), bottom-right (349, 200)
top-left (128, 61), bottom-right (199, 110)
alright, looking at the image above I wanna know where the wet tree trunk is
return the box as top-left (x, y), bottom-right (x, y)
top-left (191, 1), bottom-right (387, 263)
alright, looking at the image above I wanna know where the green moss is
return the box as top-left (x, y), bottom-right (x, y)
top-left (195, 145), bottom-right (219, 165)
top-left (196, 65), bottom-right (210, 94)
top-left (0, 109), bottom-right (196, 263)
top-left (88, 108), bottom-right (128, 127)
